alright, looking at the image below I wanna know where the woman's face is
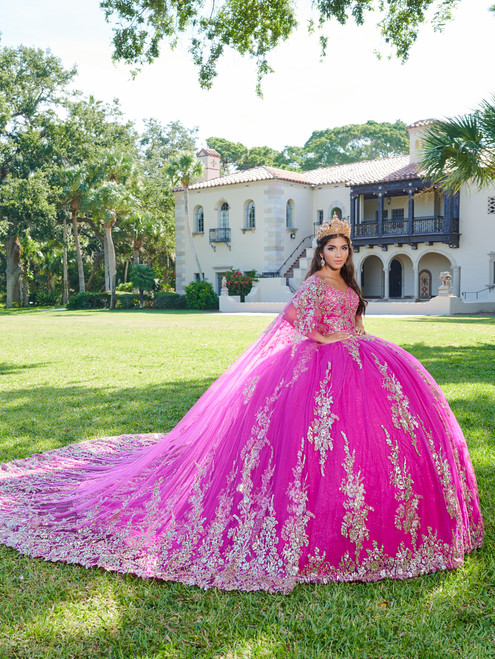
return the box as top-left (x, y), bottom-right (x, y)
top-left (320, 237), bottom-right (349, 271)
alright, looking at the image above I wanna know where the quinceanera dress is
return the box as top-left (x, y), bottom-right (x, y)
top-left (0, 275), bottom-right (484, 593)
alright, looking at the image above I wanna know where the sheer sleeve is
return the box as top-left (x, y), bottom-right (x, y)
top-left (283, 276), bottom-right (325, 342)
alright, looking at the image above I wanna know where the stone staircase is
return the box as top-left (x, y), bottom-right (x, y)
top-left (286, 240), bottom-right (317, 290)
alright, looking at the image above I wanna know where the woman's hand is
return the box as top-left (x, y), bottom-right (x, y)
top-left (355, 316), bottom-right (366, 336)
top-left (319, 331), bottom-right (351, 344)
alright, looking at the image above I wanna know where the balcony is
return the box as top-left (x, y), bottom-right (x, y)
top-left (209, 227), bottom-right (231, 243)
top-left (352, 216), bottom-right (459, 248)
top-left (209, 227), bottom-right (231, 251)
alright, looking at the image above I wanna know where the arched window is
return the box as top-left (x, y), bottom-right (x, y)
top-left (220, 202), bottom-right (229, 228)
top-left (330, 206), bottom-right (342, 220)
top-left (246, 201), bottom-right (255, 228)
top-left (286, 200), bottom-right (294, 228)
top-left (194, 206), bottom-right (204, 233)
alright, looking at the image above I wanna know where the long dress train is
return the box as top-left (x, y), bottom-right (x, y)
top-left (0, 275), bottom-right (483, 593)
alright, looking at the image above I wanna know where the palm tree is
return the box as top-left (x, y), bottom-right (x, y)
top-left (86, 149), bottom-right (138, 309)
top-left (165, 152), bottom-right (204, 280)
top-left (421, 97), bottom-right (495, 192)
top-left (58, 165), bottom-right (91, 293)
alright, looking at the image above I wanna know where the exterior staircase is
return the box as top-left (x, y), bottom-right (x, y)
top-left (286, 239), bottom-right (317, 290)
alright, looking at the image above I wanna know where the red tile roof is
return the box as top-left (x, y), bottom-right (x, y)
top-left (196, 148), bottom-right (221, 157)
top-left (184, 156), bottom-right (423, 191)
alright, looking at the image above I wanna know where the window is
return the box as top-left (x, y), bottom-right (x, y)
top-left (316, 210), bottom-right (324, 224)
top-left (488, 197), bottom-right (495, 214)
top-left (220, 202), bottom-right (229, 228)
top-left (286, 200), bottom-right (294, 228)
top-left (392, 208), bottom-right (404, 220)
top-left (246, 201), bottom-right (255, 228)
top-left (194, 206), bottom-right (204, 232)
top-left (375, 210), bottom-right (389, 220)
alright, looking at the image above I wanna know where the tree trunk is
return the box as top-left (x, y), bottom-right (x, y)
top-left (133, 237), bottom-right (142, 265)
top-left (5, 236), bottom-right (23, 308)
top-left (124, 260), bottom-right (129, 283)
top-left (103, 231), bottom-right (110, 291)
top-left (184, 187), bottom-right (203, 280)
top-left (21, 270), bottom-right (29, 307)
top-left (62, 217), bottom-right (69, 305)
top-left (71, 202), bottom-right (85, 293)
top-left (86, 252), bottom-right (104, 291)
top-left (105, 218), bottom-right (117, 309)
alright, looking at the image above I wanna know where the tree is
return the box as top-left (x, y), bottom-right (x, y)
top-left (85, 148), bottom-right (139, 309)
top-left (100, 0), bottom-right (466, 94)
top-left (206, 138), bottom-right (248, 173)
top-left (165, 153), bottom-right (204, 280)
top-left (302, 121), bottom-right (409, 170)
top-left (421, 98), bottom-right (495, 192)
top-left (129, 263), bottom-right (156, 307)
top-left (0, 43), bottom-right (76, 307)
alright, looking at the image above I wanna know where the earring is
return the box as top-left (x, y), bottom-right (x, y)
top-left (320, 257), bottom-right (325, 267)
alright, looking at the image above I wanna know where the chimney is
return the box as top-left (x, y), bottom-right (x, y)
top-left (196, 148), bottom-right (221, 182)
top-left (406, 119), bottom-right (436, 164)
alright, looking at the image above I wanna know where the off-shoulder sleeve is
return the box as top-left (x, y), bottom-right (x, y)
top-left (283, 276), bottom-right (325, 342)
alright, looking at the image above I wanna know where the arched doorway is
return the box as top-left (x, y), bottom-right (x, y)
top-left (419, 270), bottom-right (432, 299)
top-left (361, 255), bottom-right (384, 298)
top-left (418, 253), bottom-right (452, 297)
top-left (389, 259), bottom-right (402, 298)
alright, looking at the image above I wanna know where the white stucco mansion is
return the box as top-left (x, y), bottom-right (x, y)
top-left (174, 121), bottom-right (495, 312)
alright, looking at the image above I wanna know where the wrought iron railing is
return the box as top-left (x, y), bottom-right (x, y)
top-left (354, 222), bottom-right (378, 237)
top-left (383, 220), bottom-right (408, 235)
top-left (413, 216), bottom-right (443, 234)
top-left (353, 216), bottom-right (458, 239)
top-left (209, 227), bottom-right (231, 243)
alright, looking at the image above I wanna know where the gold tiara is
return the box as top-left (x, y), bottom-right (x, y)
top-left (316, 218), bottom-right (351, 241)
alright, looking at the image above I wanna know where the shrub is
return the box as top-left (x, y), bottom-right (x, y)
top-left (116, 293), bottom-right (141, 309)
top-left (66, 292), bottom-right (110, 309)
top-left (154, 292), bottom-right (186, 310)
top-left (185, 280), bottom-right (219, 310)
top-left (129, 264), bottom-right (157, 307)
top-left (225, 269), bottom-right (259, 301)
top-left (35, 291), bottom-right (61, 307)
top-left (116, 282), bottom-right (134, 292)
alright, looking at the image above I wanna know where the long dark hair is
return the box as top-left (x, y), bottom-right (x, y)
top-left (305, 233), bottom-right (367, 316)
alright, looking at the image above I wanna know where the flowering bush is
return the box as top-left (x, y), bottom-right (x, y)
top-left (225, 269), bottom-right (258, 301)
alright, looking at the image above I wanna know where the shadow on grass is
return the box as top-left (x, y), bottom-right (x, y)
top-left (0, 362), bottom-right (49, 375)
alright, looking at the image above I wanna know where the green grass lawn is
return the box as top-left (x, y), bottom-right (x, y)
top-left (0, 309), bottom-right (493, 658)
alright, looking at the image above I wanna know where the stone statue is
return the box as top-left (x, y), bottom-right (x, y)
top-left (439, 271), bottom-right (452, 287)
top-left (438, 271), bottom-right (452, 297)
top-left (220, 276), bottom-right (228, 296)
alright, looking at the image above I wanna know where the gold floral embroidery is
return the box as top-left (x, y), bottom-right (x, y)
top-left (281, 437), bottom-right (313, 576)
top-left (340, 432), bottom-right (374, 560)
top-left (373, 354), bottom-right (420, 455)
top-left (381, 426), bottom-right (422, 548)
top-left (343, 336), bottom-right (362, 368)
top-left (307, 363), bottom-right (339, 475)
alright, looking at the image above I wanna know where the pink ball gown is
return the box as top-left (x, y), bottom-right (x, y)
top-left (0, 275), bottom-right (483, 593)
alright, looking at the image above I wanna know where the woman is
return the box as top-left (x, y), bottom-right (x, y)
top-left (0, 218), bottom-right (483, 593)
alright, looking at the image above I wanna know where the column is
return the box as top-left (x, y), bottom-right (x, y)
top-left (350, 194), bottom-right (356, 237)
top-left (452, 265), bottom-right (461, 297)
top-left (377, 192), bottom-right (384, 236)
top-left (356, 194), bottom-right (360, 223)
top-left (413, 263), bottom-right (419, 299)
top-left (443, 193), bottom-right (452, 233)
top-left (383, 262), bottom-right (389, 299)
top-left (408, 190), bottom-right (414, 235)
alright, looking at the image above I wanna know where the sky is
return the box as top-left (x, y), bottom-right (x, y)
top-left (1, 0), bottom-right (494, 151)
